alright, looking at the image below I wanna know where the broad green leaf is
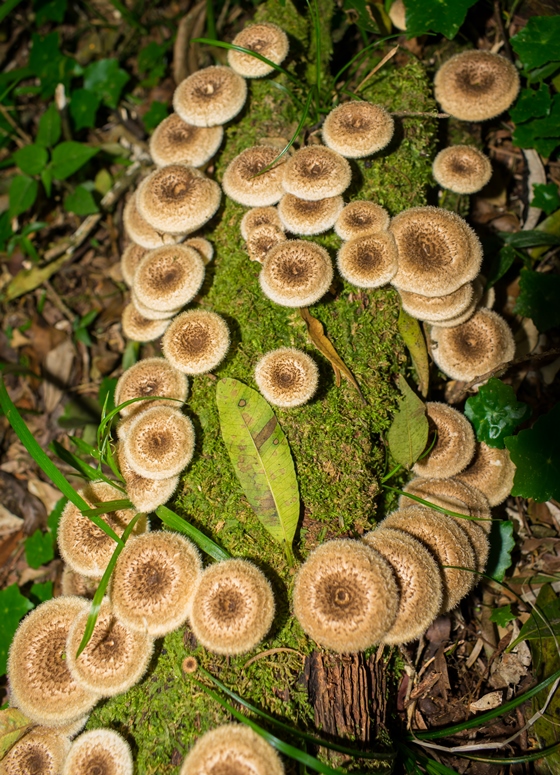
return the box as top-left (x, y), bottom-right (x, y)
top-left (490, 604), bottom-right (516, 627)
top-left (464, 378), bottom-right (531, 449)
top-left (24, 529), bottom-right (54, 569)
top-left (0, 708), bottom-right (32, 758)
top-left (83, 59), bottom-right (129, 110)
top-left (47, 497), bottom-right (66, 540)
top-left (512, 93), bottom-right (560, 157)
top-left (64, 185), bottom-right (99, 216)
top-left (28, 32), bottom-right (73, 97)
top-left (387, 375), bottom-right (428, 469)
top-left (514, 268), bottom-right (560, 332)
top-left (499, 229), bottom-right (560, 248)
top-left (13, 144), bottom-right (48, 175)
top-left (34, 0), bottom-right (67, 24)
top-left (505, 403), bottom-right (560, 502)
top-left (41, 166), bottom-right (52, 197)
top-left (485, 245), bottom-right (518, 288)
top-left (510, 84), bottom-right (551, 123)
top-left (397, 307), bottom-right (429, 398)
top-left (30, 580), bottom-right (53, 603)
top-left (51, 142), bottom-right (98, 180)
top-left (343, 0), bottom-right (381, 33)
top-left (69, 88), bottom-right (100, 132)
top-left (511, 16), bottom-right (560, 71)
top-left (216, 378), bottom-right (299, 563)
top-left (532, 183), bottom-right (560, 215)
top-left (404, 0), bottom-right (477, 38)
top-left (36, 103), bottom-right (61, 147)
top-left (8, 175), bottom-right (38, 218)
top-left (0, 212), bottom-right (13, 249)
top-left (143, 101), bottom-right (168, 133)
top-left (0, 585), bottom-right (34, 674)
top-left (485, 520), bottom-right (514, 582)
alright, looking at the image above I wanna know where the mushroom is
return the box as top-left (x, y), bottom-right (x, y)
top-left (389, 0), bottom-right (407, 30)
top-left (282, 145), bottom-right (352, 201)
top-left (185, 237), bottom-right (214, 264)
top-left (222, 146), bottom-right (286, 207)
top-left (117, 442), bottom-right (179, 514)
top-left (457, 442), bottom-right (516, 506)
top-left (162, 309), bottom-right (230, 375)
top-left (0, 727), bottom-right (71, 775)
top-left (228, 22), bottom-right (289, 78)
top-left (61, 567), bottom-right (97, 599)
top-left (130, 290), bottom-right (180, 321)
top-left (133, 244), bottom-right (205, 313)
top-left (173, 66), bottom-right (247, 127)
top-left (246, 223), bottom-right (286, 263)
top-left (434, 50), bottom-right (520, 122)
top-left (123, 192), bottom-right (185, 249)
top-left (120, 243), bottom-right (149, 287)
top-left (399, 282), bottom-right (475, 323)
top-left (412, 402), bottom-right (476, 479)
top-left (62, 729), bottom-right (133, 775)
top-left (259, 240), bottom-right (333, 307)
top-left (337, 231), bottom-right (398, 288)
top-left (433, 145), bottom-right (492, 194)
top-left (121, 303), bottom-right (171, 343)
top-left (277, 194), bottom-right (343, 235)
top-left (240, 206), bottom-right (284, 241)
top-left (322, 102), bottom-right (394, 158)
top-left (254, 347), bottom-right (319, 407)
top-left (334, 201), bottom-right (390, 241)
top-left (419, 275), bottom-right (493, 328)
top-left (180, 724), bottom-right (285, 775)
top-left (189, 559), bottom-right (275, 655)
top-left (149, 114), bottom-right (223, 168)
top-left (115, 357), bottom-right (188, 417)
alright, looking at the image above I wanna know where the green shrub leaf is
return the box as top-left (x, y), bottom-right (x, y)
top-left (464, 378), bottom-right (531, 449)
top-left (13, 144), bottom-right (48, 175)
top-left (532, 183), bottom-right (560, 215)
top-left (64, 185), bottom-right (99, 215)
top-left (143, 100), bottom-right (168, 133)
top-left (83, 59), bottom-right (129, 109)
top-left (490, 604), bottom-right (516, 627)
top-left (485, 520), bottom-right (515, 583)
top-left (511, 16), bottom-right (560, 71)
top-left (36, 102), bottom-right (61, 147)
top-left (24, 529), bottom-right (54, 569)
top-left (69, 88), bottom-right (101, 131)
top-left (34, 0), bottom-right (67, 24)
top-left (514, 268), bottom-right (560, 332)
top-left (8, 175), bottom-right (38, 218)
top-left (510, 84), bottom-right (551, 123)
top-left (387, 375), bottom-right (428, 469)
top-left (0, 585), bottom-right (34, 674)
top-left (51, 141), bottom-right (98, 180)
top-left (30, 580), bottom-right (53, 603)
top-left (505, 403), bottom-right (560, 502)
top-left (403, 0), bottom-right (478, 39)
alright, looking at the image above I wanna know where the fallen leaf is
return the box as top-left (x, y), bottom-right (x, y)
top-left (397, 307), bottom-right (429, 397)
top-left (387, 375), bottom-right (428, 469)
top-left (28, 479), bottom-right (61, 515)
top-left (0, 708), bottom-right (32, 759)
top-left (469, 691), bottom-right (503, 712)
top-left (42, 339), bottom-right (75, 413)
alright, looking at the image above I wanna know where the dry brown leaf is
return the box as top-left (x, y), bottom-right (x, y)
top-left (28, 479), bottom-right (61, 515)
top-left (42, 339), bottom-right (75, 413)
top-left (469, 691), bottom-right (503, 712)
top-left (173, 1), bottom-right (206, 85)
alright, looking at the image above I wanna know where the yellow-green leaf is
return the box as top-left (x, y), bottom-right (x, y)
top-left (0, 708), bottom-right (32, 760)
top-left (397, 307), bottom-right (429, 398)
top-left (387, 375), bottom-right (428, 469)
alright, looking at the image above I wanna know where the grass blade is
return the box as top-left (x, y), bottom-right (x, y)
top-left (454, 740), bottom-right (560, 764)
top-left (82, 499), bottom-right (134, 517)
top-left (382, 485), bottom-right (493, 525)
top-left (191, 38), bottom-right (301, 86)
top-left (51, 440), bottom-right (126, 492)
top-left (156, 505), bottom-right (230, 562)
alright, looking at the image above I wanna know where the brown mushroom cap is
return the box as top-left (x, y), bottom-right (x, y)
top-left (61, 567), bottom-right (97, 599)
top-left (117, 442), bottom-right (179, 514)
top-left (433, 145), bottom-right (492, 194)
top-left (399, 282), bottom-right (475, 323)
top-left (421, 276), bottom-right (489, 328)
top-left (434, 50), bottom-right (520, 122)
top-left (246, 223), bottom-right (286, 263)
top-left (162, 309), bottom-right (230, 375)
top-left (222, 146), bottom-right (286, 207)
top-left (121, 303), bottom-right (171, 342)
top-left (115, 357), bottom-right (188, 417)
top-left (240, 206), bottom-right (284, 241)
top-left (390, 206), bottom-right (483, 297)
top-left (322, 102), bottom-right (394, 158)
top-left (121, 243), bottom-right (149, 287)
top-left (185, 237), bottom-right (214, 264)
top-left (334, 201), bottom-right (390, 241)
top-left (228, 22), bottom-right (289, 78)
top-left (122, 405), bottom-right (195, 480)
top-left (136, 164), bottom-right (221, 235)
top-left (254, 347), bottom-right (319, 407)
top-left (282, 146), bottom-right (352, 201)
top-left (180, 724), bottom-right (285, 775)
top-left (259, 239), bottom-right (333, 307)
top-left (457, 442), bottom-right (516, 506)
top-left (337, 231), bottom-right (398, 288)
top-left (173, 66), bottom-right (247, 127)
top-left (149, 114), bottom-right (223, 168)
top-left (130, 290), bottom-right (180, 321)
top-left (412, 402), bottom-right (476, 479)
top-left (133, 244), bottom-right (205, 312)
top-left (123, 192), bottom-right (185, 249)
top-left (62, 729), bottom-right (133, 775)
top-left (278, 194), bottom-right (343, 235)
top-left (1, 726), bottom-right (71, 775)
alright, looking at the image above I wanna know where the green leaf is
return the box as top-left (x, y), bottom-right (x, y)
top-left (0, 211), bottom-right (13, 249)
top-left (485, 245), bottom-right (518, 288)
top-left (47, 497), bottom-right (66, 540)
top-left (63, 185), bottom-right (99, 216)
top-left (0, 585), bottom-right (34, 674)
top-left (13, 144), bottom-right (48, 175)
top-left (509, 595), bottom-right (560, 651)
top-left (532, 183), bottom-right (560, 216)
top-left (387, 375), bottom-right (428, 469)
top-left (512, 93), bottom-right (560, 157)
top-left (485, 520), bottom-right (515, 582)
top-left (514, 268), bottom-right (560, 332)
top-left (490, 604), bottom-right (516, 627)
top-left (510, 84), bottom-right (551, 123)
top-left (511, 16), bottom-right (560, 71)
top-left (505, 403), bottom-right (560, 502)
top-left (403, 0), bottom-right (477, 38)
top-left (30, 580), bottom-right (53, 603)
top-left (36, 103), bottom-right (61, 147)
top-left (0, 707), bottom-right (32, 758)
top-left (156, 505), bottom-right (231, 562)
top-left (41, 166), bottom-right (52, 197)
top-left (8, 175), bottom-right (38, 218)
top-left (51, 142), bottom-right (98, 180)
top-left (28, 32), bottom-right (74, 98)
top-left (24, 529), bottom-right (54, 569)
top-left (464, 378), bottom-right (531, 449)
top-left (343, 0), bottom-right (381, 33)
top-left (397, 307), bottom-right (429, 398)
top-left (143, 100), bottom-right (168, 133)
top-left (83, 59), bottom-right (129, 110)
top-left (499, 229), bottom-right (560, 248)
top-left (216, 378), bottom-right (299, 564)
top-left (69, 88), bottom-right (101, 132)
top-left (34, 0), bottom-right (67, 24)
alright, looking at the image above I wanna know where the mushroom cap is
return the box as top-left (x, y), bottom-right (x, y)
top-left (133, 244), bottom-right (205, 312)
top-left (389, 0), bottom-right (407, 30)
top-left (259, 240), bottom-right (333, 307)
top-left (123, 192), bottom-right (186, 249)
top-left (412, 402), bottom-right (476, 479)
top-left (61, 567), bottom-right (98, 599)
top-left (162, 309), bottom-right (230, 375)
top-left (8, 597), bottom-right (100, 726)
top-left (121, 405), bottom-right (195, 480)
top-left (399, 282), bottom-right (475, 323)
top-left (322, 102), bottom-right (394, 158)
top-left (173, 66), bottom-right (247, 127)
top-left (149, 114), bottom-right (224, 168)
top-left (121, 243), bottom-right (149, 287)
top-left (189, 559), bottom-right (275, 655)
top-left (433, 145), bottom-right (492, 194)
top-left (62, 730), bottom-right (133, 775)
top-left (111, 531), bottom-right (201, 637)
top-left (121, 303), bottom-right (171, 342)
top-left (382, 506), bottom-right (476, 611)
top-left (363, 528), bottom-right (443, 644)
top-left (117, 442), bottom-right (179, 514)
top-left (390, 206), bottom-right (483, 297)
top-left (254, 347), bottom-right (319, 407)
top-left (130, 290), bottom-right (180, 321)
top-left (180, 724), bottom-right (285, 775)
top-left (430, 309), bottom-right (515, 381)
top-left (185, 237), bottom-right (214, 264)
top-left (246, 223), bottom-right (286, 263)
top-left (222, 146), bottom-right (286, 207)
top-left (0, 726), bottom-right (71, 775)
top-left (282, 146), bottom-right (352, 201)
top-left (293, 539), bottom-right (399, 652)
top-left (278, 194), bottom-right (344, 235)
top-left (115, 357), bottom-right (188, 417)
top-left (334, 201), bottom-right (390, 241)
top-left (58, 716), bottom-right (89, 740)
top-left (457, 442), bottom-right (516, 506)
top-left (240, 206), bottom-right (284, 241)
top-left (228, 22), bottom-right (290, 78)
top-left (434, 50), bottom-right (520, 122)
top-left (337, 231), bottom-right (398, 288)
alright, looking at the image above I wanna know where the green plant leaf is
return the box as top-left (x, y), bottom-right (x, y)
top-left (63, 185), bottom-right (99, 216)
top-left (30, 580), bottom-right (53, 603)
top-left (36, 102), bottom-right (61, 147)
top-left (34, 0), bottom-right (67, 24)
top-left (464, 378), bottom-right (531, 449)
top-left (13, 144), bottom-right (48, 176)
top-left (499, 229), bottom-right (560, 248)
top-left (397, 307), bottom-right (429, 398)
top-left (511, 16), bottom-right (560, 71)
top-left (532, 183), bottom-right (560, 215)
top-left (490, 604), bottom-right (516, 627)
top-left (28, 32), bottom-right (74, 98)
top-left (51, 141), bottom-right (98, 180)
top-left (69, 88), bottom-right (101, 132)
top-left (505, 403), bottom-right (560, 502)
top-left (8, 175), bottom-right (38, 218)
top-left (0, 585), bottom-right (34, 674)
top-left (24, 529), bottom-right (54, 569)
top-left (216, 378), bottom-right (299, 564)
top-left (485, 520), bottom-right (515, 582)
top-left (508, 596), bottom-right (560, 651)
top-left (0, 707), bottom-right (32, 758)
top-left (143, 100), bottom-right (169, 133)
top-left (510, 84), bottom-right (551, 123)
top-left (83, 59), bottom-right (129, 110)
top-left (485, 245), bottom-right (518, 288)
top-left (343, 0), bottom-right (381, 33)
top-left (387, 375), bottom-right (428, 469)
top-left (41, 166), bottom-right (52, 197)
top-left (403, 0), bottom-right (477, 38)
top-left (514, 268), bottom-right (560, 332)
top-left (512, 92), bottom-right (560, 157)
top-left (156, 505), bottom-right (231, 562)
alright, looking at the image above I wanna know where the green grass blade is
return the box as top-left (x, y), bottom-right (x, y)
top-left (156, 505), bottom-right (230, 562)
top-left (51, 440), bottom-right (126, 493)
top-left (82, 499), bottom-right (134, 517)
top-left (192, 38), bottom-right (301, 86)
top-left (70, 435), bottom-right (102, 461)
top-left (252, 89), bottom-right (313, 177)
top-left (382, 485), bottom-right (493, 525)
top-left (455, 740), bottom-right (560, 764)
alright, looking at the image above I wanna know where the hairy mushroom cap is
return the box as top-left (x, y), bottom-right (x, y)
top-left (434, 50), bottom-right (520, 122)
top-left (174, 66), bottom-right (247, 127)
top-left (117, 442), bottom-right (179, 514)
top-left (422, 276), bottom-right (493, 328)
top-left (240, 206), bottom-right (284, 241)
top-left (133, 244), bottom-right (205, 313)
top-left (282, 146), bottom-right (352, 201)
top-left (399, 282), bottom-right (475, 323)
top-left (61, 567), bottom-right (98, 599)
top-left (8, 597), bottom-right (100, 726)
top-left (162, 309), bottom-right (230, 375)
top-left (111, 531), bottom-right (201, 636)
top-left (433, 145), bottom-right (492, 194)
top-left (121, 303), bottom-right (170, 342)
top-left (123, 192), bottom-right (184, 249)
top-left (337, 231), bottom-right (398, 288)
top-left (246, 223), bottom-right (286, 263)
top-left (222, 146), bottom-right (286, 207)
top-left (259, 240), bottom-right (333, 307)
top-left (363, 528), bottom-right (443, 644)
top-left (293, 539), bottom-right (399, 652)
top-left (180, 724), bottom-right (285, 775)
top-left (189, 559), bottom-right (275, 655)
top-left (457, 442), bottom-right (516, 506)
top-left (254, 347), bottom-right (319, 407)
top-left (130, 290), bottom-right (180, 321)
top-left (121, 243), bottom-right (149, 287)
top-left (278, 194), bottom-right (343, 235)
top-left (0, 727), bottom-right (71, 775)
top-left (389, 0), bottom-right (407, 30)
top-left (412, 402), bottom-right (476, 479)
top-left (185, 237), bottom-right (214, 264)
top-left (228, 22), bottom-right (289, 78)
top-left (115, 357), bottom-right (188, 417)
top-left (322, 102), bottom-right (394, 158)
top-left (430, 308), bottom-right (515, 381)
top-left (58, 716), bottom-right (89, 740)
top-left (62, 729), bottom-right (133, 775)
top-left (390, 206), bottom-right (483, 297)
top-left (149, 114), bottom-right (223, 168)
top-left (334, 201), bottom-right (390, 241)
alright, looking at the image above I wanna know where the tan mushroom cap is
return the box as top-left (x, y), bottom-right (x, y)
top-left (246, 223), bottom-right (286, 263)
top-left (136, 164), bottom-right (221, 235)
top-left (149, 113), bottom-right (223, 168)
top-left (115, 357), bottom-right (188, 417)
top-left (433, 145), bottom-right (492, 194)
top-left (259, 239), bottom-right (333, 307)
top-left (173, 66), bottom-right (247, 127)
top-left (434, 50), bottom-right (520, 122)
top-left (123, 192), bottom-right (186, 249)
top-left (62, 730), bottom-right (133, 775)
top-left (0, 726), bottom-right (71, 775)
top-left (457, 442), bottom-right (516, 506)
top-left (430, 308), bottom-right (515, 382)
top-left (222, 146), bottom-right (286, 207)
top-left (389, 0), bottom-right (407, 30)
top-left (122, 405), bottom-right (195, 480)
top-left (61, 567), bottom-right (97, 599)
top-left (363, 528), bottom-right (443, 644)
top-left (121, 304), bottom-right (171, 342)
top-left (390, 206), bottom-right (483, 297)
top-left (293, 539), bottom-right (399, 652)
top-left (254, 347), bottom-right (319, 407)
top-left (117, 442), bottom-right (179, 514)
top-left (8, 597), bottom-right (100, 726)
top-left (130, 290), bottom-right (180, 321)
top-left (282, 145), bottom-right (352, 201)
top-left (111, 531), bottom-right (201, 637)
top-left (421, 276), bottom-right (490, 328)
top-left (185, 237), bottom-right (214, 264)
top-left (337, 231), bottom-right (398, 288)
top-left (240, 206), bottom-right (284, 241)
top-left (334, 200), bottom-right (390, 241)
top-left (228, 22), bottom-right (289, 78)
top-left (278, 194), bottom-right (343, 235)
top-left (399, 282), bottom-right (475, 323)
top-left (121, 242), bottom-right (149, 287)
top-left (133, 244), bottom-right (205, 313)
top-left (412, 402), bottom-right (476, 479)
top-left (322, 102), bottom-right (394, 158)
top-left (180, 724), bottom-right (285, 775)
top-left (162, 309), bottom-right (230, 375)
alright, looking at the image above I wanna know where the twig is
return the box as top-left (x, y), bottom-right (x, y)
top-left (0, 102), bottom-right (31, 146)
top-left (173, 1), bottom-right (206, 85)
top-left (494, 0), bottom-right (514, 62)
top-left (392, 111), bottom-right (449, 119)
top-left (356, 45), bottom-right (399, 92)
top-left (462, 347), bottom-right (560, 393)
